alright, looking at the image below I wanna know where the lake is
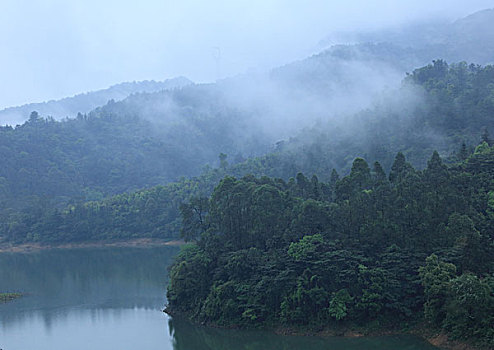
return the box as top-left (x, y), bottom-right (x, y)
top-left (0, 246), bottom-right (440, 350)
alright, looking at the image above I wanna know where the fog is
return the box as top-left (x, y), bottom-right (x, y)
top-left (0, 0), bottom-right (492, 112)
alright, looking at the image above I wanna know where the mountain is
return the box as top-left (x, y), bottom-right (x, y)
top-left (0, 77), bottom-right (192, 126)
top-left (3, 61), bottom-right (493, 244)
top-left (1, 10), bottom-right (494, 242)
top-left (320, 9), bottom-right (494, 68)
top-left (447, 9), bottom-right (494, 64)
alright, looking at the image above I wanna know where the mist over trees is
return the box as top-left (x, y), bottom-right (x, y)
top-left (0, 77), bottom-right (192, 127)
top-left (2, 61), bottom-right (493, 245)
top-left (325, 9), bottom-right (494, 66)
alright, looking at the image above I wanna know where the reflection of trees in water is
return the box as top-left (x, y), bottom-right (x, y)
top-left (1, 247), bottom-right (438, 350)
top-left (168, 317), bottom-right (437, 350)
top-left (0, 247), bottom-right (179, 327)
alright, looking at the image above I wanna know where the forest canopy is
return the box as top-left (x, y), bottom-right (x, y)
top-left (167, 146), bottom-right (494, 346)
top-left (1, 61), bottom-right (493, 245)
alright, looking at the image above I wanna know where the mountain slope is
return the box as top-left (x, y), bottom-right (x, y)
top-left (1, 10), bottom-right (494, 240)
top-left (0, 77), bottom-right (192, 126)
top-left (321, 8), bottom-right (494, 68)
top-left (3, 61), bottom-right (493, 244)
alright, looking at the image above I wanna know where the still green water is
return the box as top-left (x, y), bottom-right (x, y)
top-left (0, 247), bottom-right (440, 350)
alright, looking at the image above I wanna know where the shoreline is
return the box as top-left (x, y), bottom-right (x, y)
top-left (165, 309), bottom-right (485, 350)
top-left (411, 328), bottom-right (483, 350)
top-left (276, 327), bottom-right (483, 350)
top-left (0, 238), bottom-right (185, 253)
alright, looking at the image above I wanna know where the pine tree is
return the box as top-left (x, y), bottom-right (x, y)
top-left (458, 142), bottom-right (469, 161)
top-left (481, 127), bottom-right (492, 146)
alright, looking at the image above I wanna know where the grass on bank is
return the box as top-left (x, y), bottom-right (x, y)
top-left (0, 292), bottom-right (22, 303)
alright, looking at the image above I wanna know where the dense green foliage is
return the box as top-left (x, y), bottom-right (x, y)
top-left (1, 111), bottom-right (184, 204)
top-left (419, 255), bottom-right (494, 342)
top-left (167, 146), bottom-right (494, 346)
top-left (0, 91), bottom-right (268, 210)
top-left (3, 61), bottom-right (493, 245)
top-left (2, 9), bottom-right (494, 236)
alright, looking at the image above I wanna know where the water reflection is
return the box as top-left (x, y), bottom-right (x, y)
top-left (168, 317), bottom-right (439, 350)
top-left (0, 247), bottom-right (438, 350)
top-left (0, 247), bottom-right (178, 327)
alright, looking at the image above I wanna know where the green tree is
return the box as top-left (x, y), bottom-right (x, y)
top-left (419, 254), bottom-right (457, 325)
top-left (179, 197), bottom-right (210, 242)
top-left (443, 274), bottom-right (494, 341)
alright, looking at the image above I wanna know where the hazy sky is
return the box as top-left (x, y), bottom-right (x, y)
top-left (0, 0), bottom-right (492, 109)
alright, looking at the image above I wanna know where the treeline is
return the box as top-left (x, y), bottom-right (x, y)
top-left (166, 144), bottom-right (494, 346)
top-left (1, 178), bottom-right (200, 243)
top-left (0, 110), bottom-right (202, 206)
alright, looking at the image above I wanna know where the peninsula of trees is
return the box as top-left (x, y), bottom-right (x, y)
top-left (167, 146), bottom-right (494, 347)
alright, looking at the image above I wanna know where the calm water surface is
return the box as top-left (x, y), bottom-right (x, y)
top-left (0, 247), bottom-right (440, 350)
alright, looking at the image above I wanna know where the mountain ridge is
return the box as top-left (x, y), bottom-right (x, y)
top-left (0, 76), bottom-right (192, 126)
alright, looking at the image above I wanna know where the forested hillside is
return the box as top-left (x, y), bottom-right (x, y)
top-left (0, 35), bottom-right (422, 216)
top-left (0, 77), bottom-right (192, 126)
top-left (0, 88), bottom-right (274, 210)
top-left (2, 61), bottom-right (493, 244)
top-left (2, 8), bottom-right (494, 219)
top-left (166, 145), bottom-right (494, 347)
top-left (0, 110), bottom-right (217, 206)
